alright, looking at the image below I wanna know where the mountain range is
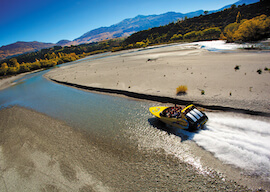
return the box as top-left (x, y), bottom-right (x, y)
top-left (0, 0), bottom-right (260, 61)
top-left (72, 10), bottom-right (204, 45)
top-left (73, 0), bottom-right (259, 45)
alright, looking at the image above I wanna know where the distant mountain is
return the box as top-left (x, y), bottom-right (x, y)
top-left (72, 0), bottom-right (259, 45)
top-left (0, 41), bottom-right (56, 61)
top-left (56, 39), bottom-right (72, 46)
top-left (0, 0), bottom-right (261, 61)
top-left (72, 11), bottom-right (204, 45)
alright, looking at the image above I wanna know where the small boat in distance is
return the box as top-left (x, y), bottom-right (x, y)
top-left (149, 104), bottom-right (208, 131)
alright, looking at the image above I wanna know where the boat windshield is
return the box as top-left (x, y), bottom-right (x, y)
top-left (182, 105), bottom-right (195, 115)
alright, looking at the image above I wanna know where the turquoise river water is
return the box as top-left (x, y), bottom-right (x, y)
top-left (0, 51), bottom-right (270, 190)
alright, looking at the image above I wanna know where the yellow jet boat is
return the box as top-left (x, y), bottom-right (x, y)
top-left (149, 104), bottom-right (208, 131)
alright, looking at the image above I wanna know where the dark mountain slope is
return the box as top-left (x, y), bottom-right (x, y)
top-left (124, 1), bottom-right (270, 45)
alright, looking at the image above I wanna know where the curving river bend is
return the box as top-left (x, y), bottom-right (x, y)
top-left (0, 54), bottom-right (270, 190)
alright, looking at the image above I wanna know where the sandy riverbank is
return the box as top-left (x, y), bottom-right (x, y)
top-left (45, 43), bottom-right (270, 114)
top-left (0, 74), bottom-right (26, 91)
top-left (0, 106), bottom-right (261, 191)
top-left (0, 69), bottom-right (44, 91)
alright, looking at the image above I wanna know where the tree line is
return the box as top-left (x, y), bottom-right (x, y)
top-left (1, 0), bottom-right (269, 77)
top-left (122, 0), bottom-right (270, 46)
top-left (0, 39), bottom-right (122, 77)
top-left (221, 14), bottom-right (270, 42)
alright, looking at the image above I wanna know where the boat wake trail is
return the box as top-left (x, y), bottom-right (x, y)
top-left (193, 113), bottom-right (270, 179)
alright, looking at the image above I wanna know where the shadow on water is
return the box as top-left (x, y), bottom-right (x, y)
top-left (148, 117), bottom-right (202, 142)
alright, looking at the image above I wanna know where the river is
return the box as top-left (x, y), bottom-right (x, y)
top-left (0, 49), bottom-right (270, 190)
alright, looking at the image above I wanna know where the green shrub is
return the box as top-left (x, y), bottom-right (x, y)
top-left (234, 65), bottom-right (240, 71)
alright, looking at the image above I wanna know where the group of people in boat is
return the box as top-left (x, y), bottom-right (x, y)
top-left (162, 105), bottom-right (182, 118)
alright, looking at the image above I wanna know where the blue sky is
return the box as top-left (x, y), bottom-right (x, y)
top-left (0, 0), bottom-right (238, 47)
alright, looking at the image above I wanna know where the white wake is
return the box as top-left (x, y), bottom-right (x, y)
top-left (193, 113), bottom-right (270, 178)
top-left (192, 40), bottom-right (243, 51)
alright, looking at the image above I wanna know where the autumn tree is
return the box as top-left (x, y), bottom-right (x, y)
top-left (202, 27), bottom-right (221, 39)
top-left (234, 14), bottom-right (270, 41)
top-left (222, 14), bottom-right (270, 42)
top-left (9, 58), bottom-right (19, 67)
top-left (183, 31), bottom-right (197, 40)
top-left (0, 63), bottom-right (8, 75)
top-left (135, 41), bottom-right (146, 48)
top-left (221, 22), bottom-right (241, 42)
top-left (20, 63), bottom-right (30, 73)
top-left (171, 34), bottom-right (183, 41)
top-left (236, 11), bottom-right (242, 23)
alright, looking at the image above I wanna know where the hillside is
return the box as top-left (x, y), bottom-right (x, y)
top-left (124, 1), bottom-right (270, 45)
top-left (0, 41), bottom-right (56, 61)
top-left (0, 11), bottom-right (204, 60)
top-left (56, 40), bottom-right (72, 46)
top-left (72, 0), bottom-right (260, 45)
top-left (0, 0), bottom-right (260, 61)
top-left (1, 1), bottom-right (269, 77)
top-left (210, 0), bottom-right (259, 13)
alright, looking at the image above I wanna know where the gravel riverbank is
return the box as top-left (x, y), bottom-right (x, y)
top-left (0, 106), bottom-right (258, 191)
